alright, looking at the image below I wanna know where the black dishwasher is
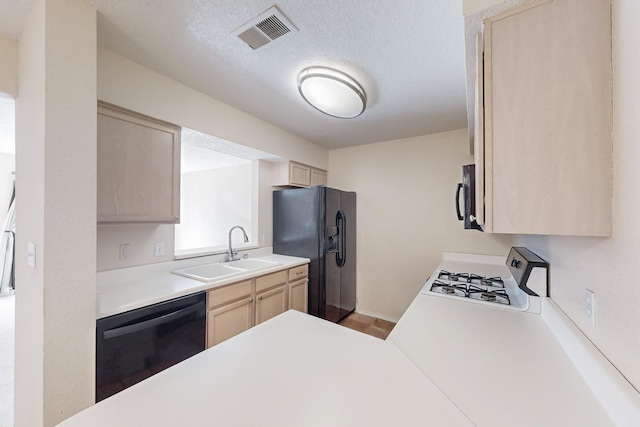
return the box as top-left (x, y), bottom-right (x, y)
top-left (96, 291), bottom-right (206, 402)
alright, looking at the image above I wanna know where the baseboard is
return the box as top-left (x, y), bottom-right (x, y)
top-left (354, 308), bottom-right (400, 324)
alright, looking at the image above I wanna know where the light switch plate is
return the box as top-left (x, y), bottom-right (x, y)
top-left (27, 242), bottom-right (36, 268)
top-left (155, 242), bottom-right (165, 257)
top-left (585, 289), bottom-right (596, 326)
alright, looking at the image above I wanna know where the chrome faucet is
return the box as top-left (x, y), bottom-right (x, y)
top-left (227, 226), bottom-right (249, 261)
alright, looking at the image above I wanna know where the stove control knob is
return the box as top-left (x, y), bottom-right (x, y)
top-left (510, 258), bottom-right (521, 268)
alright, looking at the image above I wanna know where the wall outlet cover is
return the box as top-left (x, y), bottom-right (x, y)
top-left (119, 244), bottom-right (130, 260)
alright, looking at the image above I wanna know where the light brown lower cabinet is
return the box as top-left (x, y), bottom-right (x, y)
top-left (206, 264), bottom-right (309, 348)
top-left (255, 285), bottom-right (287, 325)
top-left (207, 297), bottom-right (254, 347)
top-left (287, 264), bottom-right (309, 313)
top-left (288, 279), bottom-right (308, 313)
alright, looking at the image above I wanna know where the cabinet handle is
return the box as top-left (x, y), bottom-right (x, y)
top-left (249, 298), bottom-right (254, 303)
top-left (258, 296), bottom-right (263, 300)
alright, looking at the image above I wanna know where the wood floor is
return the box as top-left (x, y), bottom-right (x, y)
top-left (338, 312), bottom-right (396, 339)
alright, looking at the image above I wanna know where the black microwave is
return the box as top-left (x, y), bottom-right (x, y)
top-left (456, 164), bottom-right (482, 231)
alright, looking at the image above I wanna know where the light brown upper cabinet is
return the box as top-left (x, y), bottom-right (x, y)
top-left (97, 102), bottom-right (181, 224)
top-left (273, 161), bottom-right (327, 188)
top-left (476, 0), bottom-right (612, 236)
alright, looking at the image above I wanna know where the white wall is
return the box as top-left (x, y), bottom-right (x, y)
top-left (96, 49), bottom-right (328, 269)
top-left (176, 164), bottom-right (252, 251)
top-left (0, 154), bottom-right (15, 211)
top-left (258, 160), bottom-right (274, 247)
top-left (0, 35), bottom-right (18, 97)
top-left (97, 48), bottom-right (328, 169)
top-left (0, 40), bottom-right (17, 209)
top-left (15, 0), bottom-right (96, 426)
top-left (328, 129), bottom-right (514, 321)
top-left (97, 224), bottom-right (174, 271)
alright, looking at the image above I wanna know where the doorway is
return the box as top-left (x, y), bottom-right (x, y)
top-left (0, 94), bottom-right (16, 427)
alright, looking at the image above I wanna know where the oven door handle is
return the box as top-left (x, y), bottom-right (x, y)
top-left (455, 183), bottom-right (464, 221)
top-left (102, 301), bottom-right (204, 340)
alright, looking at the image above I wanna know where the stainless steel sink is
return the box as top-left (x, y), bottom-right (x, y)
top-left (172, 258), bottom-right (282, 283)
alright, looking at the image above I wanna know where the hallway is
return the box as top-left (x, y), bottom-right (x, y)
top-left (0, 293), bottom-right (14, 427)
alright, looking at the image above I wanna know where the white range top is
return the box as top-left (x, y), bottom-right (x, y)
top-left (96, 251), bottom-right (309, 319)
top-left (58, 310), bottom-right (475, 427)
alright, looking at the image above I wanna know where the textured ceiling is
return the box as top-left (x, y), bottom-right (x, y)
top-left (0, 0), bottom-right (468, 150)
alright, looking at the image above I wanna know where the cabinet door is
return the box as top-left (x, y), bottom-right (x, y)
top-left (97, 103), bottom-right (181, 224)
top-left (288, 279), bottom-right (308, 313)
top-left (207, 297), bottom-right (254, 348)
top-left (255, 285), bottom-right (286, 325)
top-left (289, 162), bottom-right (311, 187)
top-left (310, 168), bottom-right (327, 187)
top-left (473, 32), bottom-right (486, 228)
top-left (483, 0), bottom-right (611, 236)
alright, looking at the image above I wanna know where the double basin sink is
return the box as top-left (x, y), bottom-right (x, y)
top-left (172, 258), bottom-right (282, 283)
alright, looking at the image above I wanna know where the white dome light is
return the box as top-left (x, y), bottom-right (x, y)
top-left (297, 67), bottom-right (366, 119)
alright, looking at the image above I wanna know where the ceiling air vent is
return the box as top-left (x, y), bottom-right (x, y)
top-left (232, 6), bottom-right (298, 50)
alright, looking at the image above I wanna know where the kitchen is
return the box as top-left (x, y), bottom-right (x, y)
top-left (0, 0), bottom-right (639, 426)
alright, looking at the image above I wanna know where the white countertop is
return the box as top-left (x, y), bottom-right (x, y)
top-left (388, 293), bottom-right (616, 427)
top-left (97, 251), bottom-right (309, 319)
top-left (58, 310), bottom-right (475, 427)
top-left (76, 250), bottom-right (639, 426)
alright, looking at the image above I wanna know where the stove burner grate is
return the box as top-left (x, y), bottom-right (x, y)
top-left (430, 280), bottom-right (467, 297)
top-left (432, 271), bottom-right (511, 305)
top-left (467, 285), bottom-right (510, 305)
top-left (438, 271), bottom-right (505, 288)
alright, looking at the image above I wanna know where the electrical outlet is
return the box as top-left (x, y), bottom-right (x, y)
top-left (119, 244), bottom-right (130, 260)
top-left (155, 242), bottom-right (165, 257)
top-left (585, 289), bottom-right (596, 326)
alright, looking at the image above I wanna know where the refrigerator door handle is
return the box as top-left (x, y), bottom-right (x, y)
top-left (336, 210), bottom-right (346, 268)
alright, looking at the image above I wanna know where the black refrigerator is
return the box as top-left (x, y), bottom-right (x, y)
top-left (273, 186), bottom-right (356, 323)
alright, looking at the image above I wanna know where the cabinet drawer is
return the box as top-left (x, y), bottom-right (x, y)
top-left (288, 265), bottom-right (308, 281)
top-left (255, 270), bottom-right (287, 293)
top-left (207, 280), bottom-right (252, 310)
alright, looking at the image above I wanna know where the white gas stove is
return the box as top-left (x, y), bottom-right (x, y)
top-left (420, 247), bottom-right (548, 314)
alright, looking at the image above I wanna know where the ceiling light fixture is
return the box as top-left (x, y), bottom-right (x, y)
top-left (297, 67), bottom-right (366, 119)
